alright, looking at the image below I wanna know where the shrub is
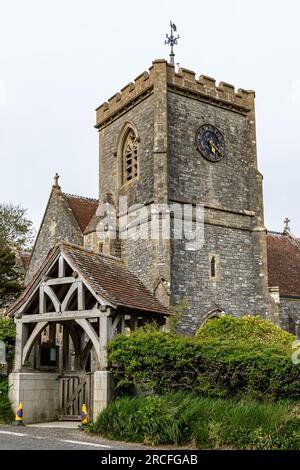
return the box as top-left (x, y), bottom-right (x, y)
top-left (0, 378), bottom-right (13, 423)
top-left (107, 327), bottom-right (300, 401)
top-left (196, 315), bottom-right (295, 353)
top-left (89, 393), bottom-right (300, 450)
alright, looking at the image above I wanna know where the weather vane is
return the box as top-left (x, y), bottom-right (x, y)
top-left (164, 21), bottom-right (179, 66)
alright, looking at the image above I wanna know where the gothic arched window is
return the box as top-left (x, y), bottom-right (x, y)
top-left (123, 129), bottom-right (138, 184)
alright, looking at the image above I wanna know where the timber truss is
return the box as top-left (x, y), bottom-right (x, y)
top-left (11, 248), bottom-right (156, 373)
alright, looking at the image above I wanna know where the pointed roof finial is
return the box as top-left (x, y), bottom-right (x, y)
top-left (164, 21), bottom-right (179, 66)
top-left (53, 173), bottom-right (61, 190)
top-left (284, 217), bottom-right (291, 231)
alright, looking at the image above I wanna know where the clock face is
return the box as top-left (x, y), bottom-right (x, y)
top-left (196, 124), bottom-right (225, 162)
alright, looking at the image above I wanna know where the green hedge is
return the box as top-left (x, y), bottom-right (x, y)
top-left (89, 393), bottom-right (300, 450)
top-left (196, 315), bottom-right (294, 352)
top-left (108, 326), bottom-right (300, 401)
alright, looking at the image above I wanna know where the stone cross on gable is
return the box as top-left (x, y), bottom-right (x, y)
top-left (53, 173), bottom-right (61, 190)
top-left (284, 217), bottom-right (291, 231)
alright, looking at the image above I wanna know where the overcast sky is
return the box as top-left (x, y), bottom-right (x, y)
top-left (0, 0), bottom-right (299, 235)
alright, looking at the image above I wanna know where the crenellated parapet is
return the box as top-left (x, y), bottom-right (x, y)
top-left (95, 71), bottom-right (154, 128)
top-left (167, 64), bottom-right (254, 113)
top-left (95, 60), bottom-right (254, 128)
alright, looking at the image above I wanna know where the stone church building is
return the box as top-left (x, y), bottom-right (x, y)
top-left (23, 59), bottom-right (300, 335)
top-left (6, 60), bottom-right (300, 423)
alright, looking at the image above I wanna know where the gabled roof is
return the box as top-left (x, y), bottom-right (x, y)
top-left (7, 241), bottom-right (169, 317)
top-left (64, 194), bottom-right (98, 233)
top-left (267, 231), bottom-right (300, 297)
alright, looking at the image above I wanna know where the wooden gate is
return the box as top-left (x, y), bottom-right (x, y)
top-left (58, 373), bottom-right (94, 421)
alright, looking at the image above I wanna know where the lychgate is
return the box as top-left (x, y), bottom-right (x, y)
top-left (7, 241), bottom-right (168, 424)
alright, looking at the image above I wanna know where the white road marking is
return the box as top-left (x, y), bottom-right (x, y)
top-left (0, 429), bottom-right (112, 448)
top-left (0, 430), bottom-right (28, 437)
top-left (60, 439), bottom-right (111, 448)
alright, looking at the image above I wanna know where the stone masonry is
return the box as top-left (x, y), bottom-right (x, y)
top-left (93, 60), bottom-right (277, 333)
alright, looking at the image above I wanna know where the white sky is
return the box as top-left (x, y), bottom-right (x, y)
top-left (0, 0), bottom-right (299, 235)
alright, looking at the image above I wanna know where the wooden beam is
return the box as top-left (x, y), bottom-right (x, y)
top-left (78, 282), bottom-right (85, 310)
top-left (21, 309), bottom-right (102, 323)
top-left (61, 282), bottom-right (78, 312)
top-left (22, 321), bottom-right (48, 366)
top-left (75, 318), bottom-right (101, 366)
top-left (58, 256), bottom-right (66, 278)
top-left (39, 285), bottom-right (46, 314)
top-left (46, 277), bottom-right (76, 286)
top-left (63, 325), bottom-right (70, 370)
top-left (99, 312), bottom-right (112, 369)
top-left (112, 314), bottom-right (120, 332)
top-left (44, 285), bottom-right (61, 312)
top-left (15, 321), bottom-right (28, 370)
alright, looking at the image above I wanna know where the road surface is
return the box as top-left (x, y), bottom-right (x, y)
top-left (0, 423), bottom-right (153, 450)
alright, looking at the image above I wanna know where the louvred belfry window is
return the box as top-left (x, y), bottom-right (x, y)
top-left (123, 129), bottom-right (138, 183)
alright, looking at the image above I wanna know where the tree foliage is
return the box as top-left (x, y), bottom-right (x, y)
top-left (0, 245), bottom-right (23, 308)
top-left (0, 316), bottom-right (16, 374)
top-left (0, 203), bottom-right (33, 307)
top-left (0, 203), bottom-right (34, 250)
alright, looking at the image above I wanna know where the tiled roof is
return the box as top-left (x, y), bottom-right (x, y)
top-left (61, 243), bottom-right (169, 315)
top-left (267, 232), bottom-right (300, 297)
top-left (7, 242), bottom-right (169, 317)
top-left (64, 194), bottom-right (98, 233)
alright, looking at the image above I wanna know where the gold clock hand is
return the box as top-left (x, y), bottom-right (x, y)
top-left (209, 140), bottom-right (224, 158)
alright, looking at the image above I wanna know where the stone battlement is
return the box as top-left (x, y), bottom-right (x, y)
top-left (95, 60), bottom-right (254, 128)
top-left (95, 70), bottom-right (154, 128)
top-left (167, 65), bottom-right (255, 112)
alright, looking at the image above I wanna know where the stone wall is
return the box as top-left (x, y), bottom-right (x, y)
top-left (26, 189), bottom-right (83, 283)
top-left (9, 372), bottom-right (59, 424)
top-left (168, 92), bottom-right (254, 211)
top-left (279, 298), bottom-right (300, 335)
top-left (171, 221), bottom-right (274, 334)
top-left (167, 88), bottom-right (275, 333)
top-left (98, 94), bottom-right (155, 208)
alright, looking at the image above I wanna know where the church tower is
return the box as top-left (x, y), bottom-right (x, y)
top-left (92, 60), bottom-right (276, 334)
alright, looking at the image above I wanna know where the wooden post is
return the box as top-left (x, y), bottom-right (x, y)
top-left (99, 312), bottom-right (112, 370)
top-left (130, 315), bottom-right (138, 331)
top-left (49, 323), bottom-right (56, 345)
top-left (63, 325), bottom-right (70, 370)
top-left (14, 320), bottom-right (28, 371)
top-left (78, 282), bottom-right (85, 310)
top-left (58, 256), bottom-right (66, 278)
top-left (120, 315), bottom-right (125, 334)
top-left (39, 285), bottom-right (46, 314)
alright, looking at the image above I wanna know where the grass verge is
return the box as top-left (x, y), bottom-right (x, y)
top-left (87, 393), bottom-right (300, 450)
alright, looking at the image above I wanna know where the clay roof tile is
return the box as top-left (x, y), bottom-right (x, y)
top-left (64, 194), bottom-right (98, 233)
top-left (267, 232), bottom-right (300, 297)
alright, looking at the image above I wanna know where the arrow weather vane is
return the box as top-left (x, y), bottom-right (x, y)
top-left (165, 21), bottom-right (179, 66)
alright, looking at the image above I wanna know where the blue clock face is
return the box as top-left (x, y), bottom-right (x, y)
top-left (196, 124), bottom-right (225, 162)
